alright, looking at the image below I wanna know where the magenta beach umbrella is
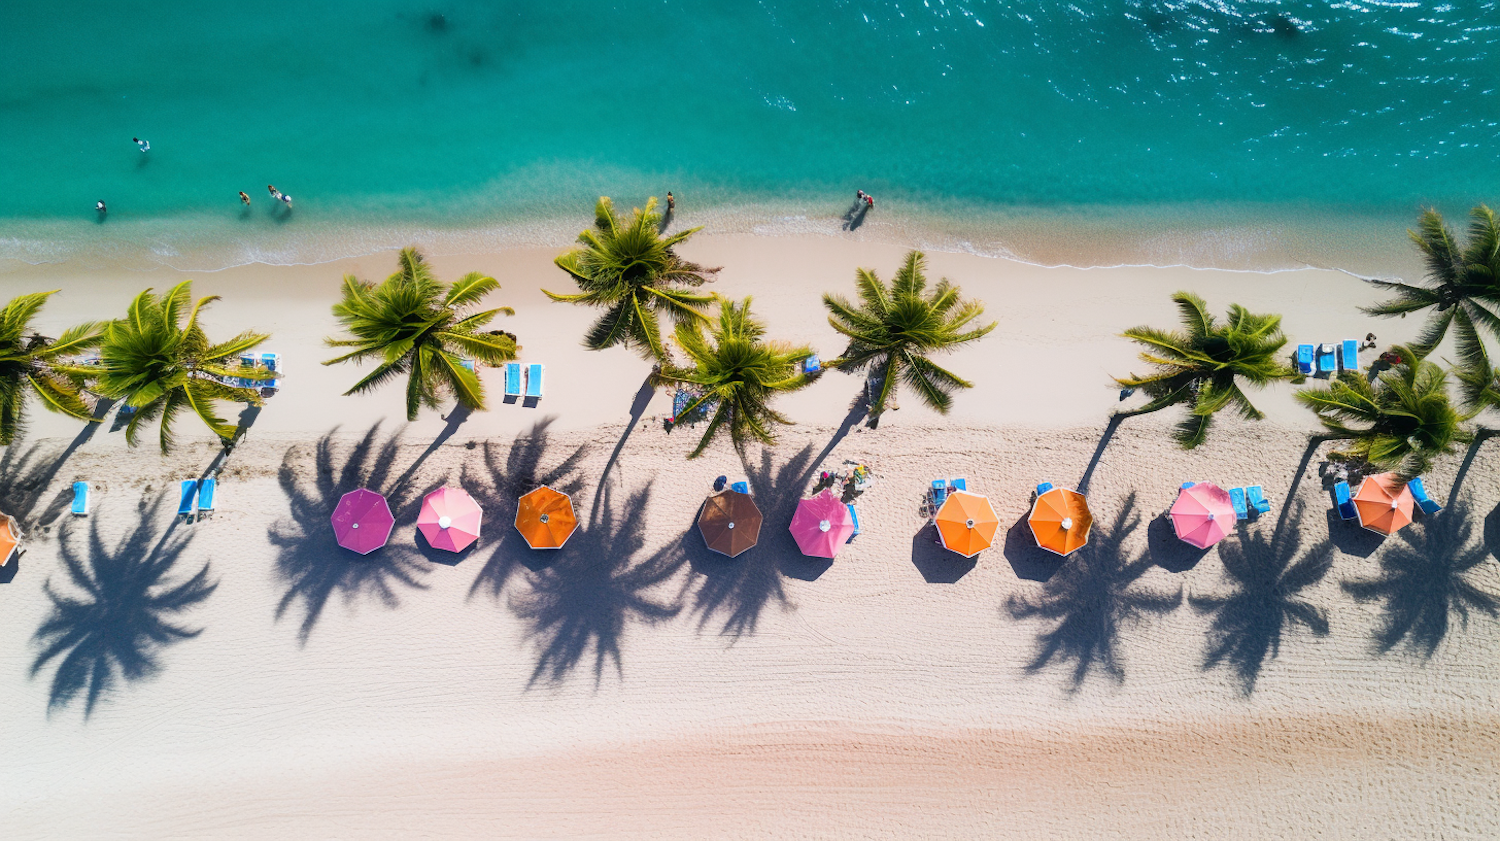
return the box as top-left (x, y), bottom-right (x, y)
top-left (789, 489), bottom-right (856, 559)
top-left (417, 486), bottom-right (482, 552)
top-left (331, 488), bottom-right (395, 555)
top-left (1169, 482), bottom-right (1236, 549)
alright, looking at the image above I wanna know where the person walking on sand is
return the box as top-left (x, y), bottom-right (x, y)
top-left (239, 191), bottom-right (252, 206)
top-left (133, 137), bottom-right (150, 152)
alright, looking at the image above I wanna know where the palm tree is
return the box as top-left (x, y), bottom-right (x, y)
top-left (0, 291), bottom-right (104, 446)
top-left (1295, 344), bottom-right (1474, 478)
top-left (822, 250), bottom-right (995, 417)
top-left (545, 196), bottom-right (717, 361)
top-left (95, 281), bottom-right (271, 453)
top-left (1114, 292), bottom-right (1294, 448)
top-left (655, 297), bottom-right (816, 458)
top-left (325, 247), bottom-right (518, 421)
top-left (1363, 206), bottom-right (1500, 374)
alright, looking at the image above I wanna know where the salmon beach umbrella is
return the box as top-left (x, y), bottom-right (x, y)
top-left (418, 486), bottom-right (482, 552)
top-left (331, 489), bottom-right (394, 555)
top-left (1028, 487), bottom-right (1093, 557)
top-left (515, 486), bottom-right (578, 550)
top-left (698, 490), bottom-right (762, 558)
top-left (934, 491), bottom-right (1000, 558)
top-left (789, 490), bottom-right (855, 558)
top-left (1170, 482), bottom-right (1235, 549)
top-left (1353, 472), bottom-right (1415, 536)
top-left (0, 514), bottom-right (20, 566)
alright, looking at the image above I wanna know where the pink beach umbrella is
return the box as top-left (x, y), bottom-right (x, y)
top-left (331, 488), bottom-right (395, 555)
top-left (417, 486), bottom-right (482, 552)
top-left (789, 489), bottom-right (856, 559)
top-left (1170, 482), bottom-right (1236, 549)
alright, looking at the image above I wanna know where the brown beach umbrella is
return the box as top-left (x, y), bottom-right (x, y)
top-left (698, 490), bottom-right (762, 558)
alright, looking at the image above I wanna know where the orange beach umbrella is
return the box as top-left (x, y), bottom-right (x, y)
top-left (0, 514), bottom-right (19, 566)
top-left (515, 486), bottom-right (578, 549)
top-left (1353, 472), bottom-right (1414, 536)
top-left (934, 491), bottom-right (1000, 558)
top-left (1028, 487), bottom-right (1093, 556)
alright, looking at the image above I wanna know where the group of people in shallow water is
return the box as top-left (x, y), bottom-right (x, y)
top-left (96, 137), bottom-right (293, 216)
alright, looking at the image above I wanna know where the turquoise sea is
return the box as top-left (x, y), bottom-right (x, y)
top-left (2, 0), bottom-right (1497, 270)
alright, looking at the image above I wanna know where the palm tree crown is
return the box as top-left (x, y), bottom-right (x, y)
top-left (0, 291), bottom-right (104, 445)
top-left (656, 297), bottom-right (816, 458)
top-left (823, 250), bottom-right (995, 417)
top-left (1115, 292), bottom-right (1293, 448)
top-left (1363, 206), bottom-right (1500, 380)
top-left (95, 281), bottom-right (270, 453)
top-left (546, 196), bottom-right (717, 361)
top-left (1296, 344), bottom-right (1474, 479)
top-left (325, 247), bottom-right (517, 421)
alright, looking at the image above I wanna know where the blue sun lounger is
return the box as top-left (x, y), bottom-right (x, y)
top-left (1408, 477), bottom-right (1442, 515)
top-left (949, 478), bottom-right (967, 492)
top-left (846, 504), bottom-right (860, 541)
top-left (260, 353), bottom-right (280, 389)
top-left (1229, 487), bottom-right (1248, 520)
top-left (930, 479), bottom-right (949, 508)
top-left (71, 481), bottom-right (90, 516)
top-left (197, 478), bottom-right (216, 517)
top-left (178, 480), bottom-right (198, 518)
top-left (804, 354), bottom-right (821, 374)
top-left (1333, 481), bottom-right (1357, 520)
top-left (1036, 482), bottom-right (1054, 496)
top-left (1246, 485), bottom-right (1272, 515)
top-left (1296, 344), bottom-right (1315, 375)
top-left (526, 364), bottom-right (544, 399)
top-left (504, 362), bottom-right (522, 398)
top-left (1341, 339), bottom-right (1359, 373)
top-left (1318, 343), bottom-right (1338, 373)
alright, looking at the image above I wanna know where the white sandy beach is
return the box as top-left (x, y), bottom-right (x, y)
top-left (1, 233), bottom-right (1497, 839)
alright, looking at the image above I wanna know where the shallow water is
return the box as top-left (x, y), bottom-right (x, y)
top-left (1, 0), bottom-right (1496, 269)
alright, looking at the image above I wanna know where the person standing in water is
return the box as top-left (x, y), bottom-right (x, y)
top-left (267, 184), bottom-right (282, 201)
top-left (133, 137), bottom-right (150, 152)
top-left (667, 192), bottom-right (675, 212)
top-left (95, 200), bottom-right (107, 214)
top-left (280, 192), bottom-right (293, 210)
top-left (239, 191), bottom-right (252, 206)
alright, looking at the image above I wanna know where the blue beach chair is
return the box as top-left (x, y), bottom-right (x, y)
top-left (178, 480), bottom-right (198, 518)
top-left (504, 363), bottom-right (522, 398)
top-left (1318, 343), bottom-right (1337, 373)
top-left (949, 478), bottom-right (967, 493)
top-left (1408, 477), bottom-right (1443, 515)
top-left (1296, 344), bottom-right (1315, 375)
top-left (931, 480), bottom-right (949, 509)
top-left (197, 478), bottom-right (216, 517)
top-left (458, 358), bottom-right (476, 373)
top-left (1180, 481), bottom-right (1196, 490)
top-left (526, 364), bottom-right (544, 399)
top-left (1229, 487), bottom-right (1248, 520)
top-left (71, 481), bottom-right (90, 516)
top-left (803, 354), bottom-right (821, 374)
top-left (1247, 485), bottom-right (1272, 515)
top-left (730, 479), bottom-right (749, 494)
top-left (1333, 481), bottom-right (1357, 520)
top-left (1036, 482), bottom-right (1054, 496)
top-left (1341, 339), bottom-right (1359, 373)
top-left (846, 504), bottom-right (861, 541)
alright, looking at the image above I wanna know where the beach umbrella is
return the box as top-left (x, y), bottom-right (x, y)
top-left (789, 489), bottom-right (855, 559)
top-left (1028, 487), bottom-right (1093, 557)
top-left (1170, 482), bottom-right (1236, 549)
top-left (698, 490), bottom-right (763, 558)
top-left (1353, 472), bottom-right (1415, 536)
top-left (515, 486), bottom-right (578, 550)
top-left (330, 488), bottom-right (394, 555)
top-left (418, 486), bottom-right (483, 552)
top-left (934, 491), bottom-right (1000, 558)
top-left (0, 514), bottom-right (20, 566)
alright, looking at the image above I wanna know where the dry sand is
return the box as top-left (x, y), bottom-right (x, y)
top-left (0, 234), bottom-right (1497, 839)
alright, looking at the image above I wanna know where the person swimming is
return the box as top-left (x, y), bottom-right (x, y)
top-left (95, 200), bottom-right (107, 213)
top-left (267, 184), bottom-right (282, 200)
top-left (133, 137), bottom-right (150, 152)
top-left (239, 191), bottom-right (252, 206)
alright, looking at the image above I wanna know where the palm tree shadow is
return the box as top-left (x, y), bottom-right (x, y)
top-left (30, 494), bottom-right (216, 717)
top-left (1342, 500), bottom-right (1499, 658)
top-left (1005, 493), bottom-right (1181, 692)
top-left (269, 423), bottom-right (435, 644)
top-left (465, 418), bottom-right (590, 602)
top-left (0, 405), bottom-right (112, 530)
top-left (1189, 501), bottom-right (1333, 695)
top-left (510, 482), bottom-right (684, 688)
top-left (682, 444), bottom-right (817, 639)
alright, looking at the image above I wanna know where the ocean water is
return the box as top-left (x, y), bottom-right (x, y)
top-left (1, 0), bottom-right (1497, 270)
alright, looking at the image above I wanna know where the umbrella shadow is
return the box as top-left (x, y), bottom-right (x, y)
top-left (1325, 508), bottom-right (1386, 558)
top-left (1341, 500), bottom-right (1499, 659)
top-left (31, 494), bottom-right (216, 717)
top-left (463, 418), bottom-right (590, 599)
top-left (1005, 493), bottom-right (1182, 693)
top-left (269, 423), bottom-right (434, 644)
top-left (1146, 513), bottom-right (1210, 572)
top-left (1188, 501), bottom-right (1333, 695)
top-left (510, 482), bottom-right (685, 688)
top-left (1001, 510), bottom-right (1060, 583)
top-left (913, 522), bottom-right (978, 583)
top-left (682, 444), bottom-right (818, 640)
